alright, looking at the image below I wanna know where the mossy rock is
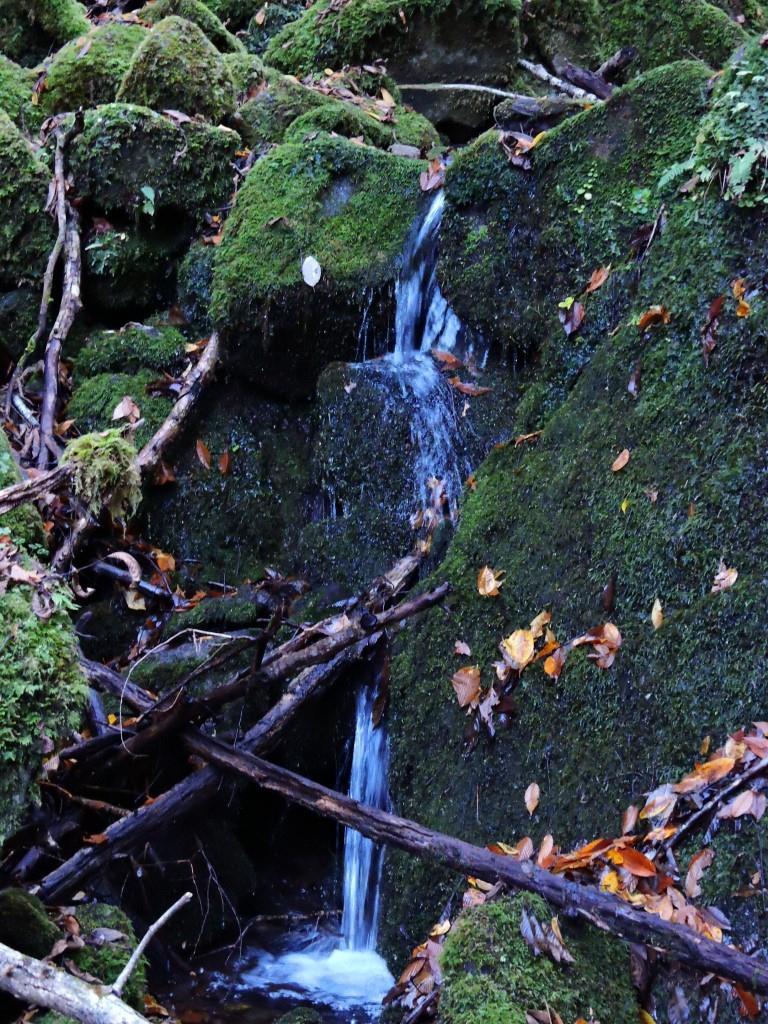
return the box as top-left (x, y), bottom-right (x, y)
top-left (283, 94), bottom-right (439, 152)
top-left (0, 889), bottom-right (58, 959)
top-left (75, 322), bottom-right (187, 380)
top-left (81, 221), bottom-right (184, 318)
top-left (382, 99), bottom-right (768, 953)
top-left (177, 240), bottom-right (215, 327)
top-left (69, 103), bottom-right (240, 221)
top-left (0, 110), bottom-right (55, 289)
top-left (72, 903), bottom-right (146, 1010)
top-left (0, 54), bottom-right (41, 130)
top-left (264, 0), bottom-right (523, 133)
top-left (439, 60), bottom-right (712, 358)
top-left (67, 369), bottom-right (173, 448)
top-left (242, 0), bottom-right (304, 54)
top-left (234, 65), bottom-right (329, 145)
top-left (0, 287), bottom-right (38, 363)
top-left (0, 0), bottom-right (90, 66)
top-left (39, 22), bottom-right (147, 114)
top-left (211, 134), bottom-right (425, 397)
top-left (141, 382), bottom-right (312, 582)
top-left (198, 0), bottom-right (263, 29)
top-left (117, 16), bottom-right (236, 122)
top-left (440, 894), bottom-right (637, 1024)
top-left (223, 50), bottom-right (265, 93)
top-left (139, 0), bottom-right (245, 53)
top-left (0, 432), bottom-right (87, 844)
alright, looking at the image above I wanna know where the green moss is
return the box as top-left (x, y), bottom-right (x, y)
top-left (0, 0), bottom-right (90, 65)
top-left (211, 134), bottom-right (425, 396)
top-left (0, 287), bottom-right (38, 363)
top-left (284, 100), bottom-right (438, 151)
top-left (235, 66), bottom-right (330, 145)
top-left (40, 23), bottom-right (147, 114)
top-left (0, 889), bottom-right (59, 959)
top-left (440, 61), bottom-right (712, 357)
top-left (223, 50), bottom-right (265, 93)
top-left (0, 110), bottom-right (55, 289)
top-left (69, 103), bottom-right (240, 220)
top-left (67, 369), bottom-right (173, 448)
top-left (75, 323), bottom-right (186, 380)
top-left (71, 904), bottom-right (146, 1010)
top-left (0, 54), bottom-right (40, 130)
top-left (118, 16), bottom-right (236, 122)
top-left (139, 0), bottom-right (245, 53)
top-left (275, 1010), bottom-right (324, 1024)
top-left (198, 0), bottom-right (263, 28)
top-left (63, 430), bottom-right (141, 519)
top-left (264, 0), bottom-right (522, 78)
top-left (440, 894), bottom-right (637, 1024)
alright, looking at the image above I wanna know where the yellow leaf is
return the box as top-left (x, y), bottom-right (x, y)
top-left (107, 713), bottom-right (117, 726)
top-left (620, 498), bottom-right (630, 514)
top-left (525, 782), bottom-right (540, 815)
top-left (451, 666), bottom-right (481, 708)
top-left (477, 565), bottom-right (505, 597)
top-left (501, 629), bottom-right (535, 671)
top-left (736, 298), bottom-right (751, 318)
top-left (651, 598), bottom-right (663, 630)
top-left (430, 919), bottom-right (451, 937)
top-left (529, 610), bottom-right (551, 639)
top-left (639, 1011), bottom-right (657, 1024)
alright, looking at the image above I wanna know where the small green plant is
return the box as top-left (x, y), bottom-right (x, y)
top-left (62, 430), bottom-right (141, 521)
top-left (140, 184), bottom-right (156, 216)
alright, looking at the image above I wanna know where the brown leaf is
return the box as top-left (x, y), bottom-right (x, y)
top-left (451, 666), bottom-right (481, 708)
top-left (585, 265), bottom-right (611, 293)
top-left (651, 597), bottom-right (664, 630)
top-left (514, 430), bottom-right (543, 447)
top-left (621, 804), bottom-right (639, 834)
top-left (477, 565), bottom-right (505, 597)
top-left (254, 3), bottom-right (267, 23)
top-left (611, 448), bottom-right (630, 472)
top-left (112, 395), bottom-right (140, 423)
top-left (559, 300), bottom-right (585, 336)
top-left (609, 846), bottom-right (657, 877)
top-left (685, 847), bottom-right (715, 898)
top-left (447, 376), bottom-right (492, 397)
top-left (153, 460), bottom-right (176, 485)
top-left (420, 159), bottom-right (445, 192)
top-left (501, 629), bottom-right (535, 671)
top-left (637, 305), bottom-right (671, 331)
top-left (735, 987), bottom-right (761, 1020)
top-left (525, 782), bottom-right (540, 815)
top-left (711, 559), bottom-right (738, 593)
top-left (195, 439), bottom-right (211, 470)
top-left (218, 449), bottom-right (232, 475)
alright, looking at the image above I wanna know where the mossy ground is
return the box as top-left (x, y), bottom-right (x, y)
top-left (440, 893), bottom-right (637, 1024)
top-left (382, 59), bottom-right (768, 960)
top-left (39, 22), bottom-right (147, 114)
top-left (117, 16), bottom-right (236, 122)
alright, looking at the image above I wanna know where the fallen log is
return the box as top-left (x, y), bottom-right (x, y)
top-left (40, 639), bottom-right (379, 902)
top-left (517, 58), bottom-right (598, 101)
top-left (0, 464), bottom-right (72, 514)
top-left (0, 941), bottom-right (149, 1024)
top-left (552, 54), bottom-right (613, 100)
top-left (596, 46), bottom-right (638, 82)
top-left (190, 736), bottom-right (768, 997)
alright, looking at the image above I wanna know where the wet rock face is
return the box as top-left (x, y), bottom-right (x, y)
top-left (211, 135), bottom-right (426, 399)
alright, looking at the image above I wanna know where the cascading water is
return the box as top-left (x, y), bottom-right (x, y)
top-left (340, 687), bottom-right (389, 952)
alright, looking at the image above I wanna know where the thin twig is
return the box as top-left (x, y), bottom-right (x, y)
top-left (111, 892), bottom-right (193, 997)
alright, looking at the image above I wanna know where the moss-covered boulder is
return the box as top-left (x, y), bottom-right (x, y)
top-left (67, 369), bottom-right (173, 448)
top-left (440, 894), bottom-right (637, 1024)
top-left (440, 61), bottom-right (712, 358)
top-left (0, 0), bottom-right (90, 66)
top-left (198, 0), bottom-right (263, 29)
top-left (382, 69), bottom-right (768, 955)
top-left (0, 54), bottom-right (40, 130)
top-left (69, 103), bottom-right (239, 220)
top-left (139, 0), bottom-right (245, 53)
top-left (242, 0), bottom-right (304, 54)
top-left (117, 16), bottom-right (236, 122)
top-left (39, 22), bottom-right (147, 114)
top-left (177, 240), bottom-right (215, 328)
top-left (0, 111), bottom-right (55, 289)
top-left (264, 0), bottom-right (523, 134)
top-left (0, 432), bottom-right (87, 843)
top-left (141, 382), bottom-right (312, 582)
top-left (71, 904), bottom-right (147, 1009)
top-left (211, 134), bottom-right (425, 397)
top-left (0, 889), bottom-right (58, 959)
top-left (75, 322), bottom-right (187, 380)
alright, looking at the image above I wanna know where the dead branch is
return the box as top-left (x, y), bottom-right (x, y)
top-left (552, 54), bottom-right (613, 100)
top-left (136, 332), bottom-right (221, 478)
top-left (111, 892), bottom-right (192, 997)
top-left (0, 941), bottom-right (149, 1024)
top-left (596, 46), bottom-right (638, 82)
top-left (516, 58), bottom-right (598, 101)
top-left (191, 736), bottom-right (768, 997)
top-left (0, 465), bottom-right (73, 514)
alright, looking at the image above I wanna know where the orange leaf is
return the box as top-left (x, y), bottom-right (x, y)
top-left (585, 264), bottom-right (611, 294)
top-left (196, 439), bottom-right (211, 469)
top-left (611, 448), bottom-right (630, 472)
top-left (83, 833), bottom-right (109, 845)
top-left (637, 305), bottom-right (671, 331)
top-left (218, 449), bottom-right (232, 475)
top-left (685, 847), bottom-right (714, 897)
top-left (451, 666), bottom-right (481, 708)
top-left (611, 847), bottom-right (657, 877)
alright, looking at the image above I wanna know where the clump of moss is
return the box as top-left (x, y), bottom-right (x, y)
top-left (118, 16), bottom-right (236, 122)
top-left (0, 54), bottom-right (40, 130)
top-left (69, 103), bottom-right (240, 220)
top-left (39, 22), bottom-right (147, 114)
top-left (235, 66), bottom-right (329, 145)
top-left (223, 50), bottom-right (265, 93)
top-left (662, 37), bottom-right (768, 205)
top-left (62, 429), bottom-right (141, 519)
top-left (0, 0), bottom-right (90, 66)
top-left (440, 894), bottom-right (637, 1024)
top-left (284, 99), bottom-right (438, 152)
top-left (67, 371), bottom-right (173, 448)
top-left (197, 0), bottom-right (262, 29)
top-left (0, 110), bottom-right (55, 289)
top-left (0, 287), bottom-right (38, 364)
top-left (75, 322), bottom-right (186, 380)
top-left (139, 0), bottom-right (245, 53)
top-left (0, 889), bottom-right (59, 959)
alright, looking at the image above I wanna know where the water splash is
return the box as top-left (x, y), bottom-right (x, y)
top-left (341, 687), bottom-right (389, 951)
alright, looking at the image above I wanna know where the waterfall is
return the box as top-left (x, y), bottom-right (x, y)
top-left (341, 687), bottom-right (389, 951)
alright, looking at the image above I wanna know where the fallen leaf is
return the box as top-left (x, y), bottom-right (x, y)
top-left (454, 640), bottom-right (472, 656)
top-left (609, 846), bottom-right (656, 877)
top-left (685, 847), bottom-right (714, 898)
top-left (514, 430), bottom-right (543, 447)
top-left (447, 376), bottom-right (492, 397)
top-left (124, 588), bottom-right (146, 611)
top-left (735, 987), bottom-right (760, 1020)
top-left (153, 550), bottom-right (176, 573)
top-left (611, 448), bottom-right (630, 472)
top-left (477, 565), bottom-right (505, 597)
top-left (254, 3), bottom-right (267, 24)
top-left (621, 804), bottom-right (639, 834)
top-left (711, 559), bottom-right (738, 593)
top-left (651, 598), bottom-right (663, 630)
top-left (537, 834), bottom-right (554, 866)
top-left (637, 305), bottom-right (671, 331)
top-left (501, 629), bottom-right (535, 671)
top-left (112, 395), bottom-right (140, 423)
top-left (525, 782), bottom-right (540, 815)
top-left (344, 381), bottom-right (357, 394)
top-left (732, 277), bottom-right (747, 300)
top-left (559, 299), bottom-right (585, 336)
top-left (195, 439), bottom-right (211, 470)
top-left (431, 348), bottom-right (464, 370)
top-left (585, 264), bottom-right (611, 294)
top-left (529, 610), bottom-right (551, 639)
top-left (302, 255), bottom-right (322, 287)
top-left (218, 450), bottom-right (232, 475)
top-left (451, 666), bottom-right (481, 708)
